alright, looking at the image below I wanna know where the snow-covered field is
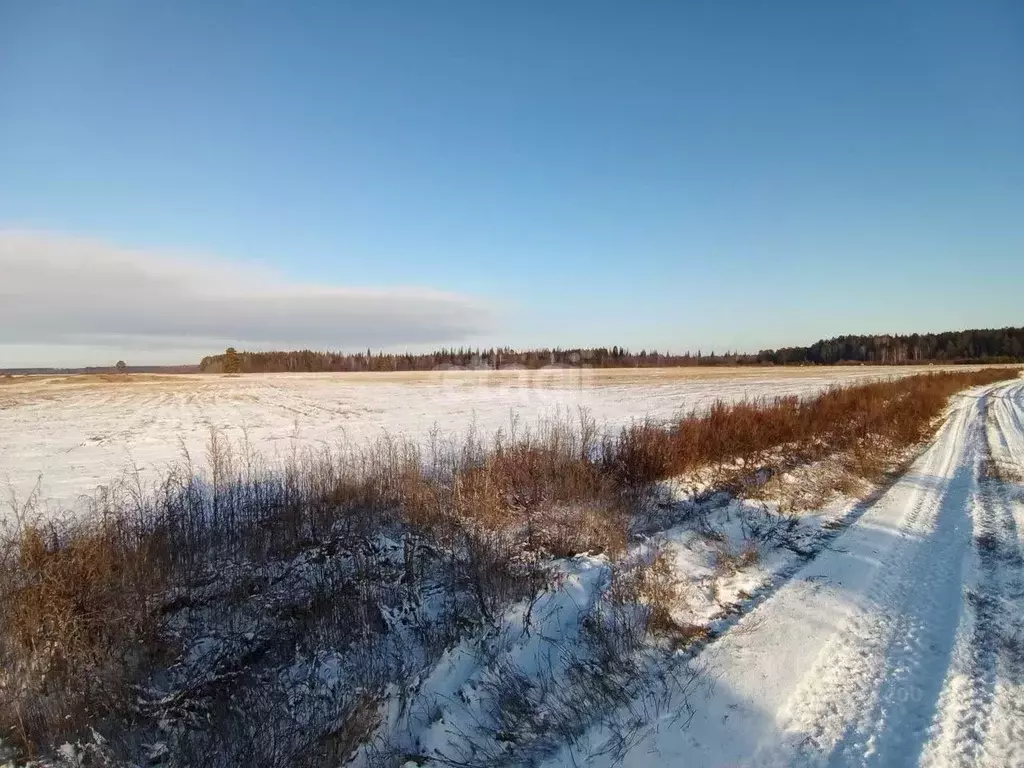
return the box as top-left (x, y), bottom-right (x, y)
top-left (0, 366), bottom-right (950, 515)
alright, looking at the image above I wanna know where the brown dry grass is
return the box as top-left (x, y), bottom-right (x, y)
top-left (2, 363), bottom-right (1011, 393)
top-left (712, 541), bottom-right (761, 577)
top-left (0, 518), bottom-right (165, 750)
top-left (609, 550), bottom-right (680, 632)
top-left (608, 369), bottom-right (1016, 487)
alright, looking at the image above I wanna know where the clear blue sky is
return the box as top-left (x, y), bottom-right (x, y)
top-left (1, 1), bottom-right (1022, 365)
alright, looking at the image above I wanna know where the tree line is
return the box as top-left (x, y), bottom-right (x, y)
top-left (755, 327), bottom-right (1024, 365)
top-left (198, 346), bottom-right (753, 373)
top-left (197, 327), bottom-right (1024, 374)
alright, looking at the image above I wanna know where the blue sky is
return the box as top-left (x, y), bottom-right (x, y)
top-left (1, 1), bottom-right (1022, 365)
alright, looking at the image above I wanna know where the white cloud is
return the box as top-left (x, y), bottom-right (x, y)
top-left (0, 231), bottom-right (492, 365)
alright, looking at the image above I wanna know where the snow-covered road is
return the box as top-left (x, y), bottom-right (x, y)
top-left (567, 377), bottom-right (1024, 767)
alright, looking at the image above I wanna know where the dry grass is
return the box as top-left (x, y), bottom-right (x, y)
top-left (0, 518), bottom-right (166, 750)
top-left (986, 455), bottom-right (1024, 485)
top-left (0, 367), bottom-right (1017, 760)
top-left (1, 363), bottom-right (1010, 395)
top-left (609, 549), bottom-right (682, 635)
top-left (712, 541), bottom-right (761, 577)
top-left (608, 368), bottom-right (1016, 487)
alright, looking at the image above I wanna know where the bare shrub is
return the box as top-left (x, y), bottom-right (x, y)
top-left (608, 369), bottom-right (1018, 489)
top-left (458, 526), bottom-right (549, 624)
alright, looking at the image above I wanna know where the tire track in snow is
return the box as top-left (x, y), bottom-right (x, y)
top-left (917, 383), bottom-right (1021, 768)
top-left (768, 394), bottom-right (981, 767)
top-left (1000, 382), bottom-right (1024, 444)
top-left (987, 382), bottom-right (1024, 471)
top-left (849, 410), bottom-right (980, 767)
top-left (972, 381), bottom-right (1024, 768)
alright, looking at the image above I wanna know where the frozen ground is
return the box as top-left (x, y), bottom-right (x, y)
top-left (542, 376), bottom-right (1024, 767)
top-left (0, 366), bottom-right (950, 516)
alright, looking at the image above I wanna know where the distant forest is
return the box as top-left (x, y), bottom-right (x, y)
top-left (197, 326), bottom-right (1024, 373)
top-left (756, 326), bottom-right (1024, 365)
top-left (199, 346), bottom-right (721, 373)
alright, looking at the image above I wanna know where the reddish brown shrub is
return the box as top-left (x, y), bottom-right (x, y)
top-left (608, 368), bottom-right (1017, 486)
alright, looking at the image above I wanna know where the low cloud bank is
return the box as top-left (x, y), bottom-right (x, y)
top-left (0, 231), bottom-right (491, 363)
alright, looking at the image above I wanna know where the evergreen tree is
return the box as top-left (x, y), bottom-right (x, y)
top-left (224, 347), bottom-right (242, 375)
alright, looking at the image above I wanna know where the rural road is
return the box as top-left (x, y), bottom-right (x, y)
top-left (578, 378), bottom-right (1024, 767)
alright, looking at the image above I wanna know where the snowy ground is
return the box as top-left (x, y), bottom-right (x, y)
top-left (6, 370), bottom-right (1022, 766)
top-left (542, 376), bottom-right (1024, 767)
top-left (0, 366), bottom-right (950, 516)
